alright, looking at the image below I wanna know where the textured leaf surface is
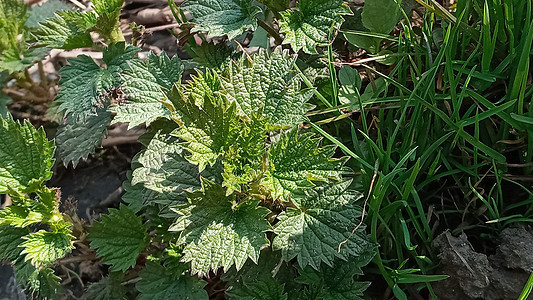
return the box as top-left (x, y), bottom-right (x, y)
top-left (111, 52), bottom-right (182, 128)
top-left (0, 117), bottom-right (55, 194)
top-left (20, 230), bottom-right (74, 266)
top-left (0, 225), bottom-right (28, 261)
top-left (136, 261), bottom-right (208, 300)
top-left (273, 180), bottom-right (371, 269)
top-left (263, 129), bottom-right (346, 201)
top-left (27, 267), bottom-right (62, 299)
top-left (185, 41), bottom-right (237, 70)
top-left (131, 120), bottom-right (201, 206)
top-left (55, 43), bottom-right (138, 120)
top-left (279, 0), bottom-right (351, 53)
top-left (91, 0), bottom-right (124, 41)
top-left (222, 49), bottom-right (313, 127)
top-left (170, 179), bottom-right (270, 276)
top-left (33, 10), bottom-right (96, 49)
top-left (182, 0), bottom-right (261, 39)
top-left (297, 253), bottom-right (374, 300)
top-left (84, 273), bottom-right (126, 300)
top-left (55, 109), bottom-right (111, 167)
top-left (168, 88), bottom-right (240, 171)
top-left (0, 0), bottom-right (27, 55)
top-left (88, 205), bottom-right (149, 272)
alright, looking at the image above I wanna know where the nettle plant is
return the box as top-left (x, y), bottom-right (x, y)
top-left (0, 0), bottom-right (376, 298)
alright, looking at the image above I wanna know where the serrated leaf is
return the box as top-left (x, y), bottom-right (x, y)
top-left (170, 179), bottom-right (271, 276)
top-left (168, 87), bottom-right (240, 171)
top-left (0, 47), bottom-right (49, 73)
top-left (55, 42), bottom-right (138, 120)
top-left (111, 52), bottom-right (182, 128)
top-left (55, 109), bottom-right (111, 167)
top-left (0, 117), bottom-right (55, 194)
top-left (297, 253), bottom-right (374, 300)
top-left (136, 261), bottom-right (208, 300)
top-left (279, 0), bottom-right (351, 53)
top-left (0, 0), bottom-right (28, 53)
top-left (223, 249), bottom-right (290, 300)
top-left (131, 120), bottom-right (202, 206)
top-left (88, 205), bottom-right (149, 272)
top-left (27, 267), bottom-right (62, 299)
top-left (33, 10), bottom-right (96, 49)
top-left (222, 48), bottom-right (314, 127)
top-left (273, 180), bottom-right (372, 269)
top-left (361, 0), bottom-right (401, 34)
top-left (26, 0), bottom-right (73, 28)
top-left (91, 0), bottom-right (124, 42)
top-left (263, 129), bottom-right (346, 201)
top-left (181, 0), bottom-right (261, 39)
top-left (0, 225), bottom-right (28, 261)
top-left (185, 41), bottom-right (238, 71)
top-left (20, 230), bottom-right (74, 266)
top-left (84, 273), bottom-right (126, 300)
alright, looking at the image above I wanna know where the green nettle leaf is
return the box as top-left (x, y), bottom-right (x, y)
top-left (26, 0), bottom-right (73, 28)
top-left (297, 252), bottom-right (375, 300)
top-left (223, 249), bottom-right (290, 300)
top-left (0, 48), bottom-right (50, 74)
top-left (131, 120), bottom-right (202, 206)
top-left (361, 0), bottom-right (402, 34)
top-left (88, 205), bottom-right (150, 272)
top-left (55, 109), bottom-right (111, 167)
top-left (112, 52), bottom-right (183, 128)
top-left (55, 42), bottom-right (139, 120)
top-left (0, 225), bottom-right (29, 261)
top-left (84, 273), bottom-right (126, 300)
top-left (27, 267), bottom-right (63, 299)
top-left (263, 129), bottom-right (346, 201)
top-left (136, 261), bottom-right (208, 300)
top-left (168, 88), bottom-right (240, 171)
top-left (170, 179), bottom-right (271, 276)
top-left (0, 117), bottom-right (55, 194)
top-left (185, 41), bottom-right (238, 71)
top-left (20, 230), bottom-right (74, 266)
top-left (33, 10), bottom-right (96, 49)
top-left (181, 0), bottom-right (261, 39)
top-left (278, 0), bottom-right (352, 53)
top-left (91, 0), bottom-right (124, 42)
top-left (273, 180), bottom-right (372, 269)
top-left (0, 0), bottom-right (28, 53)
top-left (222, 48), bottom-right (314, 127)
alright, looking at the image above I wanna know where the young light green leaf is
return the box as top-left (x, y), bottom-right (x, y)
top-left (32, 10), bottom-right (96, 49)
top-left (84, 273), bottom-right (126, 300)
top-left (181, 0), bottom-right (261, 39)
top-left (88, 205), bottom-right (149, 272)
top-left (91, 0), bottom-right (124, 42)
top-left (0, 0), bottom-right (28, 54)
top-left (20, 230), bottom-right (74, 266)
top-left (131, 120), bottom-right (202, 206)
top-left (263, 129), bottom-right (346, 201)
top-left (279, 0), bottom-right (351, 53)
top-left (168, 88), bottom-right (240, 171)
top-left (170, 179), bottom-right (271, 276)
top-left (136, 261), bottom-right (208, 300)
top-left (0, 117), bottom-right (55, 194)
top-left (273, 180), bottom-right (372, 269)
top-left (111, 52), bottom-right (183, 128)
top-left (222, 48), bottom-right (314, 127)
top-left (55, 109), bottom-right (111, 167)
